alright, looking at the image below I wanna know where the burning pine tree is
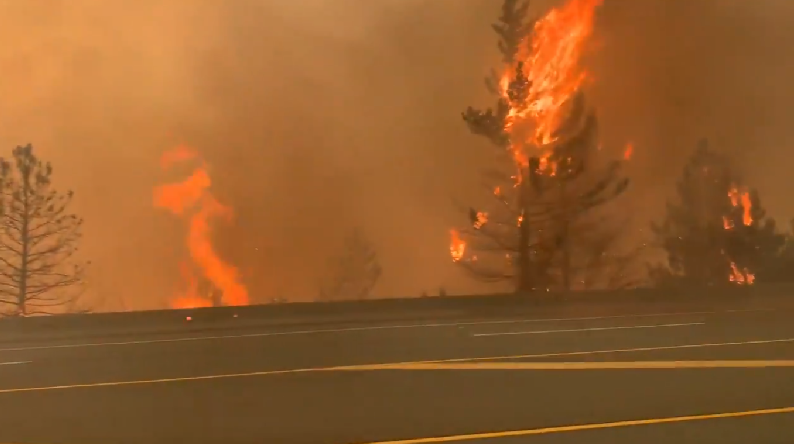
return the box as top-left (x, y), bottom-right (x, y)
top-left (450, 0), bottom-right (631, 293)
top-left (650, 139), bottom-right (783, 286)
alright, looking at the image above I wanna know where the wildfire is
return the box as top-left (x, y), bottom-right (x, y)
top-left (729, 262), bottom-right (755, 285)
top-left (473, 211), bottom-right (489, 229)
top-left (727, 186), bottom-right (753, 226)
top-left (499, 0), bottom-right (603, 176)
top-left (173, 262), bottom-right (213, 309)
top-left (449, 0), bottom-right (604, 263)
top-left (724, 184), bottom-right (754, 285)
top-left (450, 229), bottom-right (466, 262)
top-left (153, 145), bottom-right (250, 308)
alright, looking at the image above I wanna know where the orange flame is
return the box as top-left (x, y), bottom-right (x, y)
top-left (623, 142), bottom-right (634, 160)
top-left (724, 184), bottom-right (754, 284)
top-left (450, 229), bottom-right (466, 262)
top-left (154, 145), bottom-right (250, 308)
top-left (729, 262), bottom-right (755, 285)
top-left (171, 262), bottom-right (213, 309)
top-left (473, 212), bottom-right (489, 229)
top-left (499, 0), bottom-right (603, 173)
top-left (741, 193), bottom-right (752, 226)
top-left (450, 0), bottom-right (603, 261)
top-left (727, 185), bottom-right (752, 227)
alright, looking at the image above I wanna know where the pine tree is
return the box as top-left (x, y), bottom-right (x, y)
top-left (452, 0), bottom-right (629, 293)
top-left (0, 144), bottom-right (88, 315)
top-left (650, 139), bottom-right (783, 286)
top-left (766, 219), bottom-right (794, 283)
top-left (318, 228), bottom-right (382, 301)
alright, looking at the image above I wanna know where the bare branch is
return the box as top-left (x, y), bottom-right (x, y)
top-left (0, 144), bottom-right (88, 315)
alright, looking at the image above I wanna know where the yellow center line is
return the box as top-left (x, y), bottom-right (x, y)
top-left (1, 359), bottom-right (792, 393)
top-left (352, 406), bottom-right (794, 443)
top-left (411, 337), bottom-right (794, 364)
top-left (343, 360), bottom-right (794, 370)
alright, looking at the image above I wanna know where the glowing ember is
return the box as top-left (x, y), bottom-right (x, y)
top-left (154, 145), bottom-right (250, 308)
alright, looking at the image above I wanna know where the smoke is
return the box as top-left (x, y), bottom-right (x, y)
top-left (591, 0), bottom-right (794, 223)
top-left (1, 0), bottom-right (793, 309)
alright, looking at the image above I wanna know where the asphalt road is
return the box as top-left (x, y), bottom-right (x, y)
top-left (0, 307), bottom-right (793, 444)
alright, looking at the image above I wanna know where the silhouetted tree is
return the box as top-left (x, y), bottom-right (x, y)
top-left (318, 228), bottom-right (382, 301)
top-left (650, 139), bottom-right (783, 286)
top-left (765, 219), bottom-right (794, 283)
top-left (0, 144), bottom-right (87, 316)
top-left (453, 0), bottom-right (629, 293)
top-left (575, 213), bottom-right (648, 290)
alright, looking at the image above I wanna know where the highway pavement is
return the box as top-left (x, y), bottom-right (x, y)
top-left (0, 307), bottom-right (793, 443)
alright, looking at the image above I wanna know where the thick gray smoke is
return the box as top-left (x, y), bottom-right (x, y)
top-left (1, 0), bottom-right (793, 309)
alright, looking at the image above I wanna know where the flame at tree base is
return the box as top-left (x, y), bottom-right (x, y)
top-left (171, 262), bottom-right (214, 309)
top-left (729, 262), bottom-right (754, 285)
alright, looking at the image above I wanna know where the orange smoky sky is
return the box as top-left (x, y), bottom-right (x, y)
top-left (1, 0), bottom-right (794, 310)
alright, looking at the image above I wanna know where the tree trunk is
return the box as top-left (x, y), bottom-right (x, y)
top-left (559, 181), bottom-right (572, 291)
top-left (17, 180), bottom-right (30, 316)
top-left (516, 167), bottom-right (535, 293)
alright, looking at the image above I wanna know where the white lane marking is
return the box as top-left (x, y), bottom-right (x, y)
top-left (0, 361), bottom-right (29, 366)
top-left (471, 322), bottom-right (705, 337)
top-left (421, 337), bottom-right (794, 363)
top-left (0, 308), bottom-right (770, 353)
